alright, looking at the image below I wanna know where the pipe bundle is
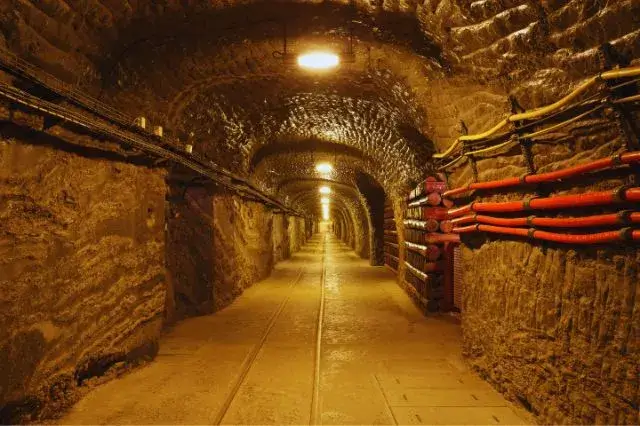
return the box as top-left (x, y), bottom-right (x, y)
top-left (443, 153), bottom-right (640, 244)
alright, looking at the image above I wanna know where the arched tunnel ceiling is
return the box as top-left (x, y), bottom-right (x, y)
top-left (5, 0), bottom-right (639, 216)
top-left (252, 142), bottom-right (381, 193)
top-left (280, 179), bottom-right (364, 214)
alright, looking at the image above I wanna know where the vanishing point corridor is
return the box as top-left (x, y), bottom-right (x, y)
top-left (61, 234), bottom-right (526, 425)
top-left (2, 2), bottom-right (639, 424)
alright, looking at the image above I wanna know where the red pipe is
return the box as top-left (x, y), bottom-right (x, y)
top-left (425, 233), bottom-right (461, 244)
top-left (447, 187), bottom-right (640, 219)
top-left (453, 224), bottom-right (640, 244)
top-left (447, 205), bottom-right (473, 218)
top-left (451, 212), bottom-right (640, 228)
top-left (443, 152), bottom-right (640, 198)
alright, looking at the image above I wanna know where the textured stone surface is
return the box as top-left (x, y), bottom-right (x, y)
top-left (2, 0), bottom-right (640, 424)
top-left (447, 73), bottom-right (639, 426)
top-left (460, 241), bottom-right (639, 425)
top-left (0, 135), bottom-right (166, 422)
top-left (167, 182), bottom-right (307, 318)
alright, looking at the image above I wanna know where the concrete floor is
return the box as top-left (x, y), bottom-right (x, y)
top-left (61, 233), bottom-right (531, 425)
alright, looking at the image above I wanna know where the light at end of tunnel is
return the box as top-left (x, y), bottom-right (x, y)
top-left (315, 162), bottom-right (333, 173)
top-left (297, 52), bottom-right (340, 70)
top-left (319, 186), bottom-right (331, 194)
top-left (321, 197), bottom-right (330, 204)
top-left (322, 204), bottom-right (330, 220)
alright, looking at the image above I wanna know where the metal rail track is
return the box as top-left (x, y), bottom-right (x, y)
top-left (212, 236), bottom-right (328, 424)
top-left (310, 233), bottom-right (327, 425)
top-left (213, 267), bottom-right (306, 424)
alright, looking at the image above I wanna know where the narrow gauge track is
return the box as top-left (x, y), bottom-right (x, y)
top-left (310, 233), bottom-right (327, 425)
top-left (214, 236), bottom-right (328, 425)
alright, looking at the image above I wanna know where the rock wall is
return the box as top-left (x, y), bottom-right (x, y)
top-left (0, 134), bottom-right (166, 422)
top-left (442, 78), bottom-right (640, 424)
top-left (287, 215), bottom-right (303, 254)
top-left (165, 184), bottom-right (216, 322)
top-left (460, 240), bottom-right (639, 425)
top-left (166, 185), bottom-right (308, 317)
top-left (272, 213), bottom-right (290, 263)
top-left (212, 193), bottom-right (276, 311)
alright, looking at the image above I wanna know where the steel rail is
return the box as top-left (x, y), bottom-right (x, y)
top-left (213, 268), bottom-right (306, 425)
top-left (0, 82), bottom-right (301, 215)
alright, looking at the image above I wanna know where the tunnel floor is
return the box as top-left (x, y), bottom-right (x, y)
top-left (61, 234), bottom-right (528, 425)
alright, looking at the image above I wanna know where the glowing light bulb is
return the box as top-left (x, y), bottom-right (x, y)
top-left (315, 163), bottom-right (333, 173)
top-left (297, 52), bottom-right (339, 70)
top-left (319, 186), bottom-right (331, 194)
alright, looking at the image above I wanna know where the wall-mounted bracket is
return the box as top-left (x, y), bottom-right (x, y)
top-left (509, 95), bottom-right (536, 175)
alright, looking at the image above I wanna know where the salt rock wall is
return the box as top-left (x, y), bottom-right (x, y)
top-left (287, 216), bottom-right (307, 254)
top-left (445, 83), bottom-right (639, 422)
top-left (165, 185), bottom-right (216, 322)
top-left (272, 213), bottom-right (290, 262)
top-left (0, 136), bottom-right (166, 422)
top-left (212, 193), bottom-right (276, 311)
top-left (166, 185), bottom-right (309, 319)
top-left (461, 241), bottom-right (639, 425)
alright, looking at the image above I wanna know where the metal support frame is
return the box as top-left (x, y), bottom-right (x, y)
top-left (458, 120), bottom-right (478, 183)
top-left (510, 95), bottom-right (536, 175)
top-left (598, 43), bottom-right (639, 184)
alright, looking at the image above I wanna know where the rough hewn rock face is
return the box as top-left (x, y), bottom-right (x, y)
top-left (212, 193), bottom-right (277, 310)
top-left (166, 184), bottom-right (307, 317)
top-left (446, 69), bottom-right (639, 426)
top-left (272, 213), bottom-right (290, 263)
top-left (2, 0), bottom-right (640, 423)
top-left (165, 185), bottom-right (216, 321)
top-left (0, 136), bottom-right (166, 422)
top-left (461, 241), bottom-right (639, 425)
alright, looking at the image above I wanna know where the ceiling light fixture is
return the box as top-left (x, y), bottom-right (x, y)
top-left (298, 52), bottom-right (340, 70)
top-left (319, 186), bottom-right (331, 194)
top-left (315, 163), bottom-right (333, 173)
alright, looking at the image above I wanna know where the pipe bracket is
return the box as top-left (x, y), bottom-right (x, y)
top-left (619, 227), bottom-right (633, 241)
top-left (611, 153), bottom-right (623, 166)
top-left (614, 185), bottom-right (632, 202)
top-left (527, 228), bottom-right (536, 238)
top-left (617, 210), bottom-right (632, 224)
top-left (523, 197), bottom-right (538, 210)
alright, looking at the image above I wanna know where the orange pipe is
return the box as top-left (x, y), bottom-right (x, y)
top-left (443, 152), bottom-right (640, 198)
top-left (451, 212), bottom-right (640, 228)
top-left (447, 187), bottom-right (640, 218)
top-left (453, 224), bottom-right (640, 244)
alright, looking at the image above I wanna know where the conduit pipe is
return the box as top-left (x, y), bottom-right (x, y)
top-left (450, 211), bottom-right (640, 228)
top-left (433, 66), bottom-right (640, 159)
top-left (443, 152), bottom-right (640, 197)
top-left (447, 187), bottom-right (640, 219)
top-left (438, 103), bottom-right (608, 172)
top-left (453, 224), bottom-right (640, 244)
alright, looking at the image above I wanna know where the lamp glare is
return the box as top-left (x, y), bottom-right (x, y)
top-left (298, 52), bottom-right (339, 70)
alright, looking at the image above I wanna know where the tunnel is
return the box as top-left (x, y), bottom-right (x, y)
top-left (0, 1), bottom-right (639, 424)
